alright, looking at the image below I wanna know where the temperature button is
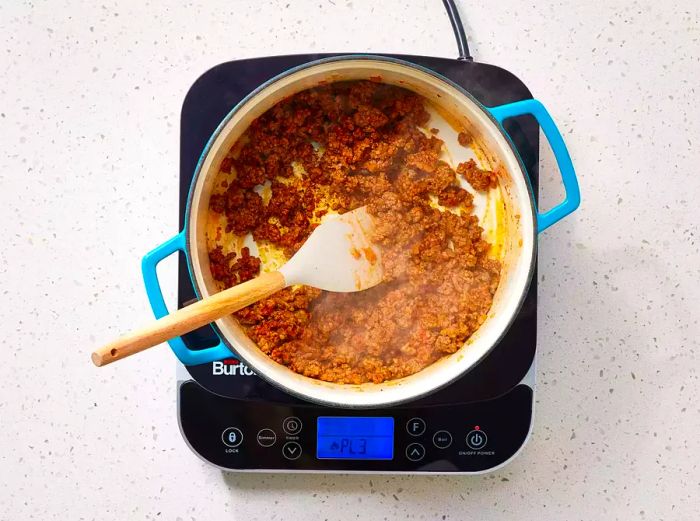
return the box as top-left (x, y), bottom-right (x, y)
top-left (466, 429), bottom-right (488, 450)
top-left (221, 427), bottom-right (243, 448)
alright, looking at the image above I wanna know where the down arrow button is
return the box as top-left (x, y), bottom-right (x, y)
top-left (282, 441), bottom-right (302, 460)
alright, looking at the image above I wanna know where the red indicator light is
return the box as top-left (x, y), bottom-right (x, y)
top-left (474, 425), bottom-right (480, 430)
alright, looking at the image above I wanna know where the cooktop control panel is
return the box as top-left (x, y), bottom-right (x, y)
top-left (179, 381), bottom-right (532, 473)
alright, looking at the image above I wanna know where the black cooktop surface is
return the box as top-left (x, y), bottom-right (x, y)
top-left (177, 53), bottom-right (539, 408)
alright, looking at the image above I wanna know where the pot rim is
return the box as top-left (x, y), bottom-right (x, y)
top-left (183, 54), bottom-right (537, 408)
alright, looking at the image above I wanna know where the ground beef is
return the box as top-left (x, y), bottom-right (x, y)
top-left (208, 246), bottom-right (261, 287)
top-left (210, 186), bottom-right (264, 234)
top-left (208, 246), bottom-right (238, 288)
top-left (231, 247), bottom-right (261, 283)
top-left (437, 184), bottom-right (472, 207)
top-left (456, 159), bottom-right (498, 191)
top-left (207, 80), bottom-right (500, 384)
top-left (457, 131), bottom-right (473, 147)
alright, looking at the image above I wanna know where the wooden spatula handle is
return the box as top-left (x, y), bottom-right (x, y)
top-left (91, 271), bottom-right (286, 367)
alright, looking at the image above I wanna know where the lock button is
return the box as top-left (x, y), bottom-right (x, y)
top-left (222, 427), bottom-right (243, 447)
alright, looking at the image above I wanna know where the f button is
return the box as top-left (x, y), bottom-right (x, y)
top-left (406, 417), bottom-right (426, 436)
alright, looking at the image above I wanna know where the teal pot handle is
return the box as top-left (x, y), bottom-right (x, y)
top-left (489, 99), bottom-right (581, 232)
top-left (142, 232), bottom-right (233, 365)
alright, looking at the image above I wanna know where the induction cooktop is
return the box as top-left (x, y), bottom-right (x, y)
top-left (174, 2), bottom-right (541, 474)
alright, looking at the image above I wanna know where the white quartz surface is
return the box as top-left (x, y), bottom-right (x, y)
top-left (1, 0), bottom-right (699, 519)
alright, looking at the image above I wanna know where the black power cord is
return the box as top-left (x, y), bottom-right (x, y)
top-left (441, 0), bottom-right (472, 61)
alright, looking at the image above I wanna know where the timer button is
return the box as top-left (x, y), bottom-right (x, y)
top-left (432, 430), bottom-right (453, 449)
top-left (466, 429), bottom-right (488, 450)
top-left (406, 417), bottom-right (426, 436)
top-left (282, 416), bottom-right (302, 435)
top-left (405, 443), bottom-right (425, 462)
top-left (221, 427), bottom-right (243, 448)
top-left (282, 441), bottom-right (302, 460)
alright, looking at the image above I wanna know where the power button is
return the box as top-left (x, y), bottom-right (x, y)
top-left (466, 429), bottom-right (488, 450)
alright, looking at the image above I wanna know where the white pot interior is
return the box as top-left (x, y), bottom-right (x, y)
top-left (187, 58), bottom-right (536, 407)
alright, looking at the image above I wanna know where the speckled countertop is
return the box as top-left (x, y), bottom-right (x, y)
top-left (1, 0), bottom-right (699, 519)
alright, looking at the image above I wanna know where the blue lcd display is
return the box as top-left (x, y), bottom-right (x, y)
top-left (317, 417), bottom-right (394, 460)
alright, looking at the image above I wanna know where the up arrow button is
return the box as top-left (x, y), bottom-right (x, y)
top-left (405, 443), bottom-right (425, 462)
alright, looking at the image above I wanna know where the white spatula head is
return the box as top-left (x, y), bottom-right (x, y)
top-left (279, 206), bottom-right (383, 292)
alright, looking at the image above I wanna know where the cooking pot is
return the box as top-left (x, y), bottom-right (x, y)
top-left (143, 56), bottom-right (580, 407)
